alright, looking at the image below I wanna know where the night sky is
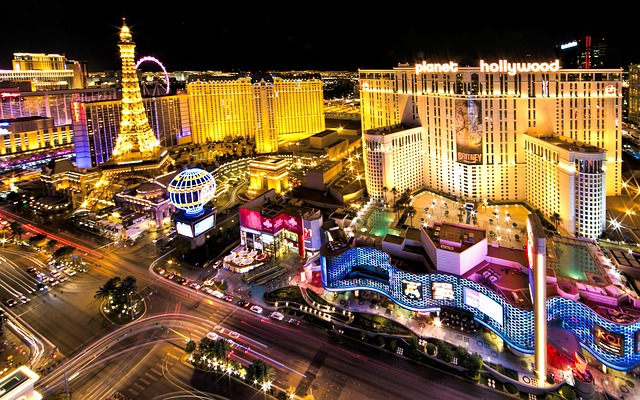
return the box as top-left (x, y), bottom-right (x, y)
top-left (1, 2), bottom-right (637, 72)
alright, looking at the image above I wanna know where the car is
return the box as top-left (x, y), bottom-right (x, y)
top-left (203, 279), bottom-right (215, 286)
top-left (223, 295), bottom-right (234, 302)
top-left (249, 305), bottom-right (263, 314)
top-left (201, 287), bottom-right (214, 295)
top-left (26, 266), bottom-right (37, 273)
top-left (4, 299), bottom-right (17, 307)
top-left (206, 331), bottom-right (219, 340)
top-left (237, 300), bottom-right (251, 308)
top-left (211, 290), bottom-right (225, 299)
top-left (36, 283), bottom-right (48, 292)
top-left (287, 318), bottom-right (301, 326)
top-left (17, 294), bottom-right (29, 303)
top-left (166, 273), bottom-right (175, 280)
top-left (268, 311), bottom-right (284, 321)
top-left (64, 268), bottom-right (76, 276)
top-left (213, 260), bottom-right (222, 268)
top-left (189, 282), bottom-right (201, 290)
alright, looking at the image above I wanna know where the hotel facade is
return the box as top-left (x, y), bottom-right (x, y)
top-left (187, 74), bottom-right (325, 153)
top-left (359, 60), bottom-right (624, 239)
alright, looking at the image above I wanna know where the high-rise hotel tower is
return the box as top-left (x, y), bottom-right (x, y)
top-left (187, 73), bottom-right (324, 153)
top-left (360, 60), bottom-right (624, 238)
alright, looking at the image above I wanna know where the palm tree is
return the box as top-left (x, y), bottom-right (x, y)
top-left (212, 337), bottom-right (231, 360)
top-left (406, 205), bottom-right (417, 226)
top-left (393, 203), bottom-right (403, 224)
top-left (391, 187), bottom-right (398, 206)
top-left (118, 275), bottom-right (138, 316)
top-left (9, 221), bottom-right (24, 241)
top-left (247, 358), bottom-right (275, 388)
top-left (94, 277), bottom-right (121, 304)
top-left (551, 213), bottom-right (563, 230)
top-left (46, 239), bottom-right (58, 254)
top-left (382, 186), bottom-right (388, 204)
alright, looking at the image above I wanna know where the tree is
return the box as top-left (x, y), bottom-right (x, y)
top-left (391, 187), bottom-right (398, 205)
top-left (29, 233), bottom-right (47, 249)
top-left (117, 275), bottom-right (138, 312)
top-left (212, 337), bottom-right (230, 361)
top-left (551, 213), bottom-right (563, 230)
top-left (246, 358), bottom-right (275, 388)
top-left (52, 245), bottom-right (77, 262)
top-left (185, 340), bottom-right (196, 355)
top-left (406, 205), bottom-right (417, 226)
top-left (9, 221), bottom-right (24, 241)
top-left (46, 239), bottom-right (58, 253)
top-left (94, 277), bottom-right (120, 303)
top-left (382, 186), bottom-right (388, 204)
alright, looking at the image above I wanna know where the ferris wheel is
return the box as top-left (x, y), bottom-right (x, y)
top-left (136, 56), bottom-right (170, 96)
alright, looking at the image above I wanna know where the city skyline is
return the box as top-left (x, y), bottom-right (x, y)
top-left (1, 3), bottom-right (638, 72)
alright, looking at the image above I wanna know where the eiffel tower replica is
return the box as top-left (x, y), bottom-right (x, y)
top-left (88, 19), bottom-right (173, 209)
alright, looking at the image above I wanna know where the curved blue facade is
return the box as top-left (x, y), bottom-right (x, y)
top-left (321, 246), bottom-right (640, 371)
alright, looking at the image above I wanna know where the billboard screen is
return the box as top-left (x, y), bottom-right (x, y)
top-left (176, 221), bottom-right (193, 238)
top-left (240, 208), bottom-right (262, 231)
top-left (402, 280), bottom-right (422, 300)
top-left (455, 99), bottom-right (483, 165)
top-left (464, 287), bottom-right (503, 326)
top-left (432, 281), bottom-right (455, 300)
top-left (194, 214), bottom-right (215, 237)
top-left (594, 323), bottom-right (624, 356)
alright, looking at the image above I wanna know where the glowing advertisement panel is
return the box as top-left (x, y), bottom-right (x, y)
top-left (464, 287), bottom-right (504, 326)
top-left (283, 214), bottom-right (303, 235)
top-left (176, 221), bottom-right (193, 238)
top-left (402, 280), bottom-right (422, 300)
top-left (240, 208), bottom-right (262, 231)
top-left (594, 323), bottom-right (625, 357)
top-left (455, 99), bottom-right (483, 165)
top-left (432, 281), bottom-right (455, 300)
top-left (194, 215), bottom-right (214, 237)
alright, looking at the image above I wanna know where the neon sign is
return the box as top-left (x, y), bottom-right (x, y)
top-left (415, 61), bottom-right (459, 74)
top-left (561, 41), bottom-right (578, 50)
top-left (594, 323), bottom-right (624, 356)
top-left (480, 60), bottom-right (560, 75)
top-left (415, 59), bottom-right (561, 76)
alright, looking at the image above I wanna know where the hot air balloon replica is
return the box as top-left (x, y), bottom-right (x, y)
top-left (167, 168), bottom-right (217, 248)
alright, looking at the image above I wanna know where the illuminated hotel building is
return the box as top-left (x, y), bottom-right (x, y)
top-left (0, 88), bottom-right (118, 126)
top-left (524, 134), bottom-right (606, 239)
top-left (1, 52), bottom-right (86, 91)
top-left (628, 64), bottom-right (640, 126)
top-left (363, 124), bottom-right (424, 202)
top-left (0, 116), bottom-right (73, 156)
top-left (72, 94), bottom-right (190, 169)
top-left (360, 61), bottom-right (623, 238)
top-left (187, 74), bottom-right (324, 153)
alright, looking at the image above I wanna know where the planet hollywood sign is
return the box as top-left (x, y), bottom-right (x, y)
top-left (415, 59), bottom-right (561, 76)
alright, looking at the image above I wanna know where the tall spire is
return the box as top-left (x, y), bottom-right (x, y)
top-left (112, 18), bottom-right (161, 161)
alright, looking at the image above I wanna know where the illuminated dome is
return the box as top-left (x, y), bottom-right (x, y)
top-left (167, 168), bottom-right (216, 217)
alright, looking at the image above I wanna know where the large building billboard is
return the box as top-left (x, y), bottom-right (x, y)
top-left (455, 99), bottom-right (483, 164)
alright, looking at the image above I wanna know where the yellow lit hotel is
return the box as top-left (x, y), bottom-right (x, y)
top-left (360, 60), bottom-right (624, 239)
top-left (186, 74), bottom-right (324, 153)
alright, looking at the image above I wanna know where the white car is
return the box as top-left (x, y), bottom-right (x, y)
top-left (249, 305), bottom-right (263, 314)
top-left (206, 331), bottom-right (219, 341)
top-left (268, 311), bottom-right (284, 321)
top-left (211, 290), bottom-right (225, 299)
